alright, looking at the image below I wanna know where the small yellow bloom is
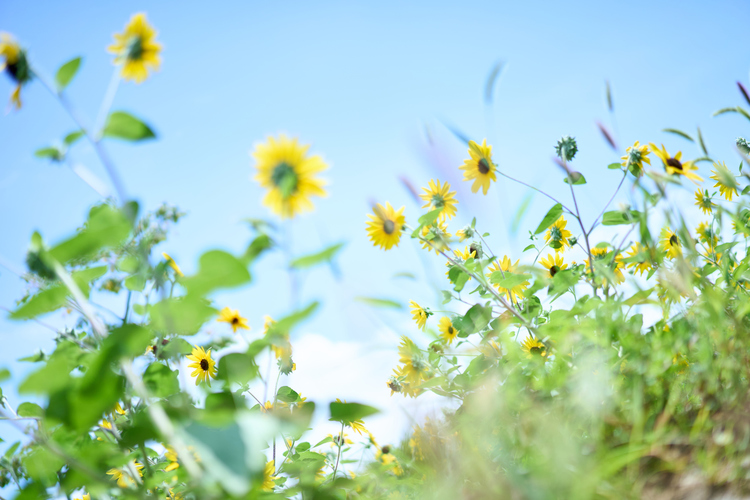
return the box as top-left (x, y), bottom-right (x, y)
top-left (520, 336), bottom-right (547, 358)
top-left (621, 141), bottom-right (651, 176)
top-left (108, 13), bottom-right (162, 83)
top-left (262, 460), bottom-right (277, 491)
top-left (649, 143), bottom-right (703, 183)
top-left (420, 179), bottom-right (458, 221)
top-left (694, 189), bottom-right (715, 215)
top-left (544, 216), bottom-right (573, 252)
top-left (585, 247), bottom-right (625, 285)
top-left (539, 253), bottom-right (567, 278)
top-left (419, 221), bottom-right (452, 254)
top-left (73, 494), bottom-right (90, 500)
top-left (625, 242), bottom-right (653, 276)
top-left (253, 134), bottom-right (328, 219)
top-left (348, 419), bottom-right (367, 435)
top-left (0, 33), bottom-right (28, 109)
top-left (709, 161), bottom-right (739, 201)
top-left (487, 256), bottom-right (529, 303)
top-left (696, 222), bottom-right (718, 247)
top-left (366, 202), bottom-right (406, 250)
top-left (186, 345), bottom-right (217, 386)
top-left (438, 316), bottom-right (458, 345)
top-left (217, 306), bottom-right (250, 332)
top-left (459, 139), bottom-right (497, 194)
top-left (396, 336), bottom-right (429, 387)
top-left (162, 252), bottom-right (184, 277)
top-left (164, 446), bottom-right (179, 472)
top-left (106, 461), bottom-right (144, 488)
top-left (659, 227), bottom-right (682, 259)
top-left (409, 301), bottom-right (428, 330)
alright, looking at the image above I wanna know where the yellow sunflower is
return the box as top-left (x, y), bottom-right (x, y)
top-left (695, 222), bottom-right (718, 247)
top-left (419, 221), bottom-right (452, 254)
top-left (438, 316), bottom-right (459, 345)
top-left (106, 461), bottom-right (144, 488)
top-left (262, 460), bottom-right (277, 491)
top-left (409, 301), bottom-right (429, 330)
top-left (545, 216), bottom-right (573, 251)
top-left (397, 336), bottom-right (429, 386)
top-left (348, 419), bottom-right (368, 435)
top-left (217, 307), bottom-right (250, 332)
top-left (456, 226), bottom-right (474, 241)
top-left (620, 141), bottom-right (651, 176)
top-left (709, 161), bottom-right (739, 201)
top-left (486, 256), bottom-right (529, 302)
top-left (585, 247), bottom-right (625, 285)
top-left (625, 242), bottom-right (653, 276)
top-left (161, 252), bottom-right (184, 277)
top-left (649, 143), bottom-right (703, 183)
top-left (164, 446), bottom-right (179, 472)
top-left (0, 33), bottom-right (28, 109)
top-left (659, 227), bottom-right (682, 259)
top-left (366, 202), bottom-right (406, 250)
top-left (108, 13), bottom-right (162, 83)
top-left (694, 189), bottom-right (715, 215)
top-left (253, 134), bottom-right (328, 219)
top-left (445, 246), bottom-right (478, 282)
top-left (520, 336), bottom-right (547, 358)
top-left (420, 179), bottom-right (458, 221)
top-left (539, 253), bottom-right (567, 278)
top-left (186, 345), bottom-right (217, 386)
top-left (459, 139), bottom-right (497, 194)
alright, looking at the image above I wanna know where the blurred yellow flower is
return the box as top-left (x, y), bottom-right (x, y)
top-left (620, 141), bottom-right (650, 175)
top-left (438, 316), bottom-right (458, 345)
top-left (409, 301), bottom-right (428, 330)
top-left (710, 161), bottom-right (738, 201)
top-left (460, 139), bottom-right (497, 194)
top-left (262, 460), bottom-right (277, 491)
top-left (545, 216), bottom-right (572, 251)
top-left (164, 446), bottom-right (179, 472)
top-left (487, 256), bottom-right (529, 303)
top-left (186, 345), bottom-right (217, 386)
top-left (253, 134), bottom-right (328, 219)
top-left (625, 242), bottom-right (652, 276)
top-left (419, 221), bottom-right (452, 254)
top-left (106, 461), bottom-right (144, 488)
top-left (217, 307), bottom-right (249, 332)
top-left (420, 179), bottom-right (458, 221)
top-left (108, 13), bottom-right (162, 83)
top-left (161, 252), bottom-right (184, 277)
top-left (539, 253), bottom-right (566, 278)
top-left (694, 189), bottom-right (715, 215)
top-left (0, 33), bottom-right (27, 109)
top-left (366, 202), bottom-right (405, 250)
top-left (649, 143), bottom-right (702, 183)
top-left (520, 336), bottom-right (546, 358)
top-left (659, 227), bottom-right (682, 259)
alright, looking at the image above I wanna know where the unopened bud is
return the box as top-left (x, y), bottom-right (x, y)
top-left (555, 136), bottom-right (578, 162)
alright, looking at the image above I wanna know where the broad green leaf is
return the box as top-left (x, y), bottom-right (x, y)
top-left (276, 386), bottom-right (299, 403)
top-left (417, 208), bottom-right (442, 227)
top-left (602, 210), bottom-right (641, 226)
top-left (354, 296), bottom-right (402, 309)
top-left (453, 303), bottom-right (492, 336)
top-left (663, 128), bottom-right (694, 142)
top-left (181, 250), bottom-right (251, 296)
top-left (490, 272), bottom-right (531, 289)
top-left (34, 147), bottom-right (63, 162)
top-left (290, 243), bottom-right (344, 269)
top-left (17, 402), bottom-right (43, 418)
top-left (103, 111), bottom-right (156, 141)
top-left (0, 368), bottom-right (9, 382)
top-left (266, 301), bottom-right (319, 337)
top-left (329, 401), bottom-right (379, 424)
top-left (217, 352), bottom-right (259, 386)
top-left (55, 57), bottom-right (81, 91)
top-left (63, 130), bottom-right (84, 145)
top-left (534, 203), bottom-right (563, 234)
top-left (563, 172), bottom-right (586, 185)
top-left (149, 295), bottom-right (216, 335)
top-left (624, 288), bottom-right (655, 306)
top-left (143, 363), bottom-right (180, 399)
top-left (241, 234), bottom-right (273, 265)
top-left (607, 162), bottom-right (622, 170)
top-left (9, 266), bottom-right (106, 319)
top-left (48, 204), bottom-right (132, 264)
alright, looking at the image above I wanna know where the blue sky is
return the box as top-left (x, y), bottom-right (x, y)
top-left (1, 0), bottom-right (750, 450)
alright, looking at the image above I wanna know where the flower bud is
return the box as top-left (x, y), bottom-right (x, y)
top-left (555, 136), bottom-right (578, 162)
top-left (737, 137), bottom-right (750, 155)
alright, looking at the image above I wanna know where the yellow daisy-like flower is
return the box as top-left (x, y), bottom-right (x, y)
top-left (694, 189), bottom-right (715, 215)
top-left (107, 13), bottom-right (162, 83)
top-left (438, 316), bottom-right (458, 345)
top-left (709, 161), bottom-right (739, 201)
top-left (106, 461), bottom-right (144, 488)
top-left (113, 402), bottom-right (126, 415)
top-left (73, 494), bottom-right (90, 500)
top-left (445, 246), bottom-right (478, 282)
top-left (696, 222), bottom-right (718, 247)
top-left (659, 227), bottom-right (682, 259)
top-left (164, 446), bottom-right (179, 472)
top-left (366, 202), bottom-right (406, 250)
top-left (539, 253), bottom-right (567, 278)
top-left (262, 460), bottom-right (277, 491)
top-left (397, 336), bottom-right (429, 386)
top-left (456, 227), bottom-right (473, 241)
top-left (348, 419), bottom-right (368, 435)
top-left (620, 141), bottom-right (651, 176)
top-left (253, 134), bottom-right (328, 219)
top-left (420, 179), bottom-right (458, 221)
top-left (0, 33), bottom-right (28, 109)
top-left (419, 221), bottom-right (452, 254)
top-left (625, 242), bottom-right (653, 276)
top-left (186, 345), bottom-right (217, 386)
top-left (486, 256), bottom-right (529, 303)
top-left (329, 432), bottom-right (354, 448)
top-left (545, 216), bottom-right (573, 252)
top-left (217, 307), bottom-right (250, 332)
top-left (649, 143), bottom-right (703, 183)
top-left (459, 139), bottom-right (497, 194)
top-left (585, 247), bottom-right (625, 285)
top-left (161, 252), bottom-right (184, 277)
top-left (409, 301), bottom-right (428, 330)
top-left (520, 336), bottom-right (547, 358)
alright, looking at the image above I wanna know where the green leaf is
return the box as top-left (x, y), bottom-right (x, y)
top-left (143, 363), bottom-right (180, 399)
top-left (662, 128), bottom-right (694, 142)
top-left (266, 302), bottom-right (319, 337)
top-left (103, 111), bottom-right (156, 141)
top-left (149, 295), bottom-right (216, 335)
top-left (217, 352), bottom-right (259, 386)
top-left (276, 386), bottom-right (299, 403)
top-left (329, 402), bottom-right (379, 424)
top-left (534, 203), bottom-right (563, 235)
top-left (563, 172), bottom-right (586, 185)
top-left (181, 250), bottom-right (251, 296)
top-left (290, 243), bottom-right (344, 269)
top-left (607, 162), bottom-right (622, 170)
top-left (624, 288), bottom-right (655, 306)
top-left (490, 272), bottom-right (531, 289)
top-left (453, 303), bottom-right (492, 336)
top-left (602, 210), bottom-right (641, 226)
top-left (48, 204), bottom-right (132, 264)
top-left (34, 147), bottom-right (63, 162)
top-left (417, 208), bottom-right (442, 227)
top-left (17, 402), bottom-right (43, 418)
top-left (354, 296), bottom-right (402, 309)
top-left (696, 127), bottom-right (708, 156)
top-left (55, 57), bottom-right (81, 91)
top-left (63, 130), bottom-right (85, 145)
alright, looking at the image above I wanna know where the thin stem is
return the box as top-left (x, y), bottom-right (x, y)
top-left (331, 421), bottom-right (345, 482)
top-left (94, 69), bottom-right (121, 138)
top-left (588, 171), bottom-right (628, 235)
top-left (497, 170), bottom-right (575, 214)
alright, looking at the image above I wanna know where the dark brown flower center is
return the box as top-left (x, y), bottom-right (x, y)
top-left (669, 234), bottom-right (679, 247)
top-left (231, 317), bottom-right (239, 325)
top-left (530, 346), bottom-right (544, 355)
top-left (200, 359), bottom-right (209, 371)
top-left (448, 326), bottom-right (454, 335)
top-left (382, 445), bottom-right (391, 454)
top-left (549, 265), bottom-right (559, 277)
top-left (478, 158), bottom-right (491, 175)
top-left (383, 219), bottom-right (395, 235)
top-left (666, 157), bottom-right (683, 171)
